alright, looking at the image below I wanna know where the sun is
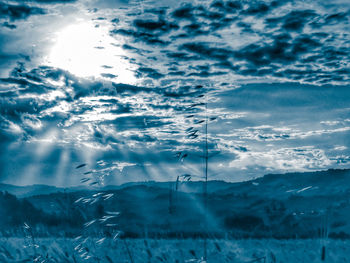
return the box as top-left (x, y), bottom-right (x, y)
top-left (47, 21), bottom-right (137, 84)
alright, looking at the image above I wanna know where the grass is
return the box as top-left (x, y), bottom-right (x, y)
top-left (0, 238), bottom-right (349, 262)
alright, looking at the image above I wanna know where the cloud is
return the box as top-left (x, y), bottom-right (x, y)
top-left (105, 0), bottom-right (350, 85)
top-left (1, 21), bottom-right (16, 29)
top-left (180, 42), bottom-right (232, 61)
top-left (265, 10), bottom-right (318, 32)
top-left (1, 64), bottom-right (349, 184)
top-left (324, 11), bottom-right (349, 25)
top-left (242, 1), bottom-right (270, 16)
top-left (0, 0), bottom-right (349, 185)
top-left (109, 115), bottom-right (172, 131)
top-left (136, 67), bottom-right (164, 79)
top-left (110, 28), bottom-right (170, 46)
top-left (0, 2), bottom-right (45, 21)
top-left (171, 3), bottom-right (196, 20)
top-left (229, 146), bottom-right (334, 172)
top-left (133, 18), bottom-right (179, 33)
top-left (30, 0), bottom-right (76, 3)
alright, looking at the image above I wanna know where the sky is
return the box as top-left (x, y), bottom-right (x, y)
top-left (0, 0), bottom-right (349, 186)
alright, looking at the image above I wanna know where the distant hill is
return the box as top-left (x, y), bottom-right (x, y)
top-left (1, 168), bottom-right (350, 238)
top-left (0, 183), bottom-right (64, 198)
top-left (221, 168), bottom-right (350, 198)
top-left (0, 180), bottom-right (233, 198)
top-left (2, 168), bottom-right (349, 198)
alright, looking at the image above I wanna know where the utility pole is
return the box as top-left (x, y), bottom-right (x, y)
top-left (204, 95), bottom-right (209, 262)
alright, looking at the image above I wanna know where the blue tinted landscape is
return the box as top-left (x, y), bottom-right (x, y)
top-left (0, 0), bottom-right (349, 262)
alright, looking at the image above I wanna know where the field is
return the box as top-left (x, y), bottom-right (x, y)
top-left (0, 238), bottom-right (349, 263)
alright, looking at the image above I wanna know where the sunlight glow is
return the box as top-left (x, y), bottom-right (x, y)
top-left (47, 22), bottom-right (137, 84)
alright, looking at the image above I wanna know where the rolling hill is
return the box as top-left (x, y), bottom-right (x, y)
top-left (1, 168), bottom-right (350, 238)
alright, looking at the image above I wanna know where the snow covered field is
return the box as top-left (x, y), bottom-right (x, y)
top-left (0, 238), bottom-right (348, 263)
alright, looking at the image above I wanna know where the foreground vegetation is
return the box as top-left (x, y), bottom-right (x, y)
top-left (1, 170), bottom-right (350, 262)
top-left (0, 238), bottom-right (348, 263)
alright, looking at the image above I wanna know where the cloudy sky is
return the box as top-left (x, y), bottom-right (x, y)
top-left (0, 0), bottom-right (349, 186)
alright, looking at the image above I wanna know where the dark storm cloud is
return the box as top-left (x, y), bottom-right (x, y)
top-left (0, 76), bottom-right (54, 95)
top-left (1, 22), bottom-right (16, 29)
top-left (10, 0), bottom-right (76, 4)
top-left (133, 18), bottom-right (179, 33)
top-left (8, 64), bottom-right (72, 86)
top-left (0, 96), bottom-right (44, 121)
top-left (180, 42), bottom-right (232, 61)
top-left (110, 28), bottom-right (170, 46)
top-left (172, 1), bottom-right (242, 21)
top-left (136, 67), bottom-right (164, 79)
top-left (100, 73), bottom-right (117, 79)
top-left (170, 4), bottom-right (239, 36)
top-left (210, 1), bottom-right (242, 12)
top-left (171, 3), bottom-right (196, 20)
top-left (265, 10), bottom-right (319, 32)
top-left (165, 51), bottom-right (202, 61)
top-left (108, 0), bottom-right (349, 85)
top-left (324, 11), bottom-right (349, 25)
top-left (233, 33), bottom-right (323, 67)
top-left (242, 1), bottom-right (270, 16)
top-left (170, 0), bottom-right (286, 34)
top-left (28, 0), bottom-right (76, 3)
top-left (112, 83), bottom-right (152, 94)
top-left (0, 2), bottom-right (45, 21)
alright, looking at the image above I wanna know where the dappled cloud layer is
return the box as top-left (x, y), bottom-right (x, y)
top-left (0, 0), bottom-right (349, 185)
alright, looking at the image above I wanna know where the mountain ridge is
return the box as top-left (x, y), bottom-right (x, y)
top-left (1, 168), bottom-right (350, 238)
top-left (1, 168), bottom-right (349, 198)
